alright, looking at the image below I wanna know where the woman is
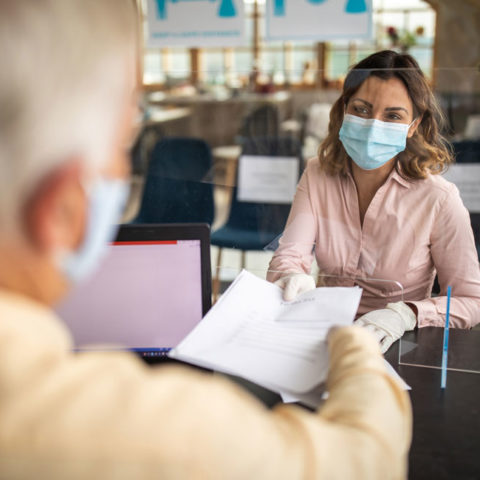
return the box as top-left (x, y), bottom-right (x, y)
top-left (268, 50), bottom-right (480, 352)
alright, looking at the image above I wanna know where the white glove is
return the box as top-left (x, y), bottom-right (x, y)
top-left (355, 301), bottom-right (416, 353)
top-left (274, 273), bottom-right (316, 301)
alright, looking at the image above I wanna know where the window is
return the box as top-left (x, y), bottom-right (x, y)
top-left (141, 0), bottom-right (436, 88)
top-left (325, 0), bottom-right (436, 81)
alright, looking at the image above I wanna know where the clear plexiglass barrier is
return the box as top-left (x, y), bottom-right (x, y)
top-left (398, 329), bottom-right (480, 375)
top-left (127, 65), bottom-right (480, 370)
top-left (213, 264), bottom-right (405, 306)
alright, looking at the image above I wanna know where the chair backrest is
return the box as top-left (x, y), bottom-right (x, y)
top-left (238, 104), bottom-right (279, 141)
top-left (241, 134), bottom-right (301, 159)
top-left (470, 213), bottom-right (480, 260)
top-left (223, 136), bottom-right (302, 244)
top-left (450, 141), bottom-right (480, 258)
top-left (134, 137), bottom-right (214, 225)
top-left (130, 125), bottom-right (165, 175)
top-left (452, 140), bottom-right (480, 163)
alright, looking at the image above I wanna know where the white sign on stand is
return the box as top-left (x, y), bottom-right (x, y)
top-left (443, 164), bottom-right (480, 213)
top-left (266, 0), bottom-right (372, 42)
top-left (237, 155), bottom-right (299, 204)
top-left (146, 0), bottom-right (245, 47)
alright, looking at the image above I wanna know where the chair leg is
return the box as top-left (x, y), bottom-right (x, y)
top-left (212, 247), bottom-right (223, 303)
top-left (241, 250), bottom-right (246, 270)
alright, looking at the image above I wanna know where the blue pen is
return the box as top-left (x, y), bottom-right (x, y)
top-left (440, 286), bottom-right (452, 389)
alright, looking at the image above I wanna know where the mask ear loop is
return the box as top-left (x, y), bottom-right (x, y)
top-left (407, 117), bottom-right (419, 138)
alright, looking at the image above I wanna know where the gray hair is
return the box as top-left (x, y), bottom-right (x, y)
top-left (0, 0), bottom-right (137, 231)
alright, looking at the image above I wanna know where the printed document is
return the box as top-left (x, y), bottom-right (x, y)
top-left (280, 359), bottom-right (411, 409)
top-left (169, 270), bottom-right (362, 395)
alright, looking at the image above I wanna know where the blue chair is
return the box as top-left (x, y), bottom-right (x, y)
top-left (130, 125), bottom-right (165, 175)
top-left (133, 137), bottom-right (214, 225)
top-left (452, 140), bottom-right (480, 164)
top-left (211, 136), bottom-right (302, 297)
top-left (470, 213), bottom-right (480, 260)
top-left (452, 140), bottom-right (480, 258)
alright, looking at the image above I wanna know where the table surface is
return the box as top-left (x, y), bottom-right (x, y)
top-left (144, 106), bottom-right (192, 125)
top-left (225, 328), bottom-right (480, 480)
top-left (386, 328), bottom-right (480, 480)
top-left (152, 328), bottom-right (480, 479)
top-left (148, 91), bottom-right (291, 105)
top-left (212, 145), bottom-right (242, 159)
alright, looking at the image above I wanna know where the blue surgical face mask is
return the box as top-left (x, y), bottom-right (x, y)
top-left (339, 113), bottom-right (415, 170)
top-left (58, 178), bottom-right (129, 283)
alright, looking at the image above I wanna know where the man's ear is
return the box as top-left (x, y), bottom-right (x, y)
top-left (23, 161), bottom-right (88, 254)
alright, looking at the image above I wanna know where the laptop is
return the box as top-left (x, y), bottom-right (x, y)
top-left (56, 223), bottom-right (211, 361)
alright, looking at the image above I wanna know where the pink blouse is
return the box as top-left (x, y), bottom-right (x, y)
top-left (267, 159), bottom-right (480, 328)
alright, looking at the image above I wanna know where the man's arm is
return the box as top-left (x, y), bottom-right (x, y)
top-left (1, 322), bottom-right (411, 479)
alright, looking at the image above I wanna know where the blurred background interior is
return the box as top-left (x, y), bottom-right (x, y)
top-left (126, 0), bottom-right (480, 296)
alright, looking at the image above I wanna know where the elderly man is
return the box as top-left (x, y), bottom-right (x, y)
top-left (0, 1), bottom-right (412, 478)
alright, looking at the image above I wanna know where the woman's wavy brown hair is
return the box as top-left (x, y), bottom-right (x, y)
top-left (318, 50), bottom-right (453, 179)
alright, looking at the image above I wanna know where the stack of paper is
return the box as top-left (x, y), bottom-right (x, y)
top-left (169, 270), bottom-right (363, 405)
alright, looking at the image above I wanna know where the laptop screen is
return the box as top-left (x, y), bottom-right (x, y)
top-left (56, 224), bottom-right (211, 356)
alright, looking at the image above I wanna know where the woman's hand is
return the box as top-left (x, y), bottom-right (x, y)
top-left (274, 273), bottom-right (316, 301)
top-left (355, 301), bottom-right (417, 353)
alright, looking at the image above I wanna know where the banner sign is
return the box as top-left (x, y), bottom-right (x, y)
top-left (266, 0), bottom-right (372, 42)
top-left (146, 0), bottom-right (245, 47)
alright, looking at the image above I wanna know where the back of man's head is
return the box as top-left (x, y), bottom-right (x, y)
top-left (0, 0), bottom-right (137, 233)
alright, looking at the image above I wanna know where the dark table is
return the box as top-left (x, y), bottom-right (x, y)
top-left (154, 327), bottom-right (480, 479)
top-left (221, 328), bottom-right (480, 479)
top-left (385, 328), bottom-right (480, 480)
